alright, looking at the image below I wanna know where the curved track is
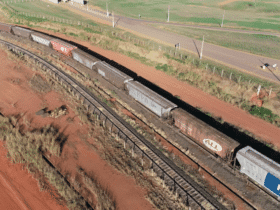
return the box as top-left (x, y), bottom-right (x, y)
top-left (0, 39), bottom-right (227, 210)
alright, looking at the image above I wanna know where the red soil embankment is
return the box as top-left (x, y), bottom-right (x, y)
top-left (0, 48), bottom-right (155, 210)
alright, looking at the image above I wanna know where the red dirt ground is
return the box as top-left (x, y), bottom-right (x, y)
top-left (0, 141), bottom-right (68, 210)
top-left (0, 49), bottom-right (155, 210)
top-left (3, 24), bottom-right (280, 209)
top-left (21, 26), bottom-right (280, 148)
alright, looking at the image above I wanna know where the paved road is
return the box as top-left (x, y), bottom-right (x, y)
top-left (113, 14), bottom-right (280, 38)
top-left (68, 4), bottom-right (280, 84)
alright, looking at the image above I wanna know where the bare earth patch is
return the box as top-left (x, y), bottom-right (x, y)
top-left (0, 141), bottom-right (68, 210)
top-left (0, 48), bottom-right (156, 209)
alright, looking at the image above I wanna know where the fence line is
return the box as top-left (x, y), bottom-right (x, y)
top-left (2, 2), bottom-right (276, 93)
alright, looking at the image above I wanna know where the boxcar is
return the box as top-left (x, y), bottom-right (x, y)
top-left (172, 108), bottom-right (240, 160)
top-left (94, 61), bottom-right (133, 89)
top-left (0, 23), bottom-right (13, 34)
top-left (50, 39), bottom-right (77, 57)
top-left (31, 32), bottom-right (52, 47)
top-left (237, 146), bottom-right (280, 199)
top-left (72, 48), bottom-right (99, 69)
top-left (12, 27), bottom-right (32, 39)
top-left (125, 81), bottom-right (177, 118)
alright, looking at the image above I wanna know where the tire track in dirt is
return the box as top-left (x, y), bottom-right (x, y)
top-left (0, 172), bottom-right (31, 210)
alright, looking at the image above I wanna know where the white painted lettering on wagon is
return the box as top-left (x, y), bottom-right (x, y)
top-left (60, 46), bottom-right (67, 53)
top-left (203, 139), bottom-right (222, 152)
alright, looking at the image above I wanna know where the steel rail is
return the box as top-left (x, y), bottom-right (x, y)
top-left (0, 39), bottom-right (227, 210)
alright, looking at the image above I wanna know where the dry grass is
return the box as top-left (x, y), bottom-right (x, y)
top-left (0, 115), bottom-right (90, 210)
top-left (29, 73), bottom-right (52, 93)
top-left (77, 167), bottom-right (116, 210)
top-left (82, 118), bottom-right (188, 210)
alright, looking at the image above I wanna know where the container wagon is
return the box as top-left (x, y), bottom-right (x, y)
top-left (125, 81), bottom-right (177, 118)
top-left (94, 61), bottom-right (133, 89)
top-left (12, 27), bottom-right (32, 39)
top-left (50, 39), bottom-right (77, 57)
top-left (0, 23), bottom-right (13, 34)
top-left (172, 108), bottom-right (240, 161)
top-left (237, 146), bottom-right (280, 199)
top-left (31, 32), bottom-right (53, 47)
top-left (72, 48), bottom-right (99, 69)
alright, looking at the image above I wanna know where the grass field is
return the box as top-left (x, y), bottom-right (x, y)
top-left (89, 0), bottom-right (280, 31)
top-left (152, 24), bottom-right (280, 59)
top-left (3, 0), bottom-right (280, 32)
top-left (0, 0), bottom-right (97, 25)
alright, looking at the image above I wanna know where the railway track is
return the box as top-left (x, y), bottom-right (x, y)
top-left (3, 31), bottom-right (280, 209)
top-left (37, 39), bottom-right (276, 210)
top-left (59, 53), bottom-right (257, 210)
top-left (57, 44), bottom-right (280, 209)
top-left (0, 39), bottom-right (227, 210)
top-left (57, 44), bottom-right (280, 210)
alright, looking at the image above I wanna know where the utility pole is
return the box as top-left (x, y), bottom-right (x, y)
top-left (167, 5), bottom-right (170, 22)
top-left (257, 85), bottom-right (261, 96)
top-left (87, 1), bottom-right (88, 11)
top-left (112, 11), bottom-right (115, 27)
top-left (106, 2), bottom-right (109, 17)
top-left (221, 10), bottom-right (225, 27)
top-left (200, 36), bottom-right (204, 59)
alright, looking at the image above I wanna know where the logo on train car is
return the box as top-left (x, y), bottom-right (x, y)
top-left (203, 139), bottom-right (222, 152)
top-left (60, 47), bottom-right (67, 53)
top-left (264, 173), bottom-right (280, 197)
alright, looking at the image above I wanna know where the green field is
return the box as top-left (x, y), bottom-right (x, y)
top-left (89, 0), bottom-right (280, 31)
top-left (152, 24), bottom-right (280, 59)
top-left (1, 0), bottom-right (97, 24)
top-left (3, 0), bottom-right (280, 32)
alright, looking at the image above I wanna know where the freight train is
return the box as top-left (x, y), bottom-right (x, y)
top-left (0, 22), bottom-right (279, 200)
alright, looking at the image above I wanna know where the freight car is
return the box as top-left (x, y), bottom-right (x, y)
top-left (237, 146), bottom-right (280, 199)
top-left (50, 39), bottom-right (77, 57)
top-left (125, 81), bottom-right (177, 118)
top-left (12, 26), bottom-right (32, 39)
top-left (31, 32), bottom-right (53, 47)
top-left (94, 61), bottom-right (133, 89)
top-left (72, 48), bottom-right (99, 70)
top-left (172, 108), bottom-right (240, 161)
top-left (0, 22), bottom-right (13, 34)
